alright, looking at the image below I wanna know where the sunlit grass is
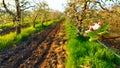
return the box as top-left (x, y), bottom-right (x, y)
top-left (0, 32), bottom-right (15, 50)
top-left (0, 22), bottom-right (14, 30)
top-left (65, 19), bottom-right (120, 68)
top-left (0, 26), bottom-right (35, 51)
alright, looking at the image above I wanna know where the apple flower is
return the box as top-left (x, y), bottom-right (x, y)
top-left (98, 21), bottom-right (103, 26)
top-left (89, 26), bottom-right (94, 31)
top-left (83, 33), bottom-right (87, 37)
top-left (85, 30), bottom-right (90, 33)
top-left (83, 21), bottom-right (104, 37)
top-left (83, 21), bottom-right (108, 42)
top-left (83, 30), bottom-right (90, 37)
top-left (92, 23), bottom-right (100, 30)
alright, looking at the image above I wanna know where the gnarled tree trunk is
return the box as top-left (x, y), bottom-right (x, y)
top-left (15, 0), bottom-right (21, 34)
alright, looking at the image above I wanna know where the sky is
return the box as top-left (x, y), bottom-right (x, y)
top-left (0, 0), bottom-right (67, 12)
top-left (0, 0), bottom-right (118, 12)
top-left (40, 0), bottom-right (67, 12)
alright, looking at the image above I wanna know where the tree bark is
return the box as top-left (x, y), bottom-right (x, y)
top-left (33, 14), bottom-right (38, 28)
top-left (3, 0), bottom-right (21, 34)
top-left (15, 0), bottom-right (21, 34)
top-left (2, 0), bottom-right (15, 16)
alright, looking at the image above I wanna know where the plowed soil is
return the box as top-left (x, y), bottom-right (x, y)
top-left (0, 21), bottom-right (67, 68)
top-left (101, 38), bottom-right (120, 51)
top-left (100, 29), bottom-right (120, 68)
top-left (100, 30), bottom-right (120, 53)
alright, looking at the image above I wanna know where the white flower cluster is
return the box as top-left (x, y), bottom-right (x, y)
top-left (92, 23), bottom-right (100, 30)
top-left (83, 22), bottom-right (103, 37)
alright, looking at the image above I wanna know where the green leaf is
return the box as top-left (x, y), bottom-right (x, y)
top-left (89, 36), bottom-right (99, 41)
top-left (99, 24), bottom-right (109, 31)
top-left (87, 31), bottom-right (99, 41)
top-left (98, 30), bottom-right (109, 35)
top-left (85, 24), bottom-right (109, 41)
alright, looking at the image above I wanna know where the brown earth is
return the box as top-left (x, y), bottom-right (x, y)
top-left (101, 38), bottom-right (120, 51)
top-left (0, 21), bottom-right (67, 68)
top-left (100, 30), bottom-right (120, 54)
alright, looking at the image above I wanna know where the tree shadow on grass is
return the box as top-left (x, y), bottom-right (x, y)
top-left (75, 35), bottom-right (90, 42)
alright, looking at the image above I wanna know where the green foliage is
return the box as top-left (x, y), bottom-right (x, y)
top-left (87, 24), bottom-right (109, 41)
top-left (35, 24), bottom-right (47, 31)
top-left (65, 19), bottom-right (120, 68)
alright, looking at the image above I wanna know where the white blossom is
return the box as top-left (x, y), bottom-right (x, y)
top-left (85, 30), bottom-right (90, 33)
top-left (92, 23), bottom-right (100, 30)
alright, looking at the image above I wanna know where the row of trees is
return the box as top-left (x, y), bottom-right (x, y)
top-left (0, 0), bottom-right (62, 34)
top-left (0, 0), bottom-right (34, 34)
top-left (65, 0), bottom-right (120, 35)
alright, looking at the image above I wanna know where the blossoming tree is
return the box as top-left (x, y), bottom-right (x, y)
top-left (65, 0), bottom-right (120, 35)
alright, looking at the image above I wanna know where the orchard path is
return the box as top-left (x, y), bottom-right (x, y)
top-left (0, 21), bottom-right (67, 68)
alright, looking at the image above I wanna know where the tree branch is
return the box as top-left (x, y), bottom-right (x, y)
top-left (21, 6), bottom-right (35, 11)
top-left (95, 1), bottom-right (109, 11)
top-left (2, 0), bottom-right (15, 16)
top-left (20, 1), bottom-right (29, 7)
top-left (102, 36), bottom-right (120, 40)
top-left (100, 0), bottom-right (106, 5)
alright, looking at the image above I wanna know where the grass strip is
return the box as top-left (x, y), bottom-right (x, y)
top-left (64, 19), bottom-right (120, 68)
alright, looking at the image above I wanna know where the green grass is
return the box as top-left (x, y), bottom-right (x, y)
top-left (0, 26), bottom-right (35, 51)
top-left (64, 19), bottom-right (120, 68)
top-left (0, 19), bottom-right (63, 51)
top-left (0, 21), bottom-right (31, 31)
top-left (0, 22), bottom-right (14, 30)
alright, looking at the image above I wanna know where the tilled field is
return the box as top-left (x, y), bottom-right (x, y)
top-left (101, 38), bottom-right (120, 50)
top-left (0, 21), bottom-right (67, 68)
top-left (100, 30), bottom-right (120, 51)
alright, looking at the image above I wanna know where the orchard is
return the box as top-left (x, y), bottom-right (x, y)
top-left (0, 0), bottom-right (120, 68)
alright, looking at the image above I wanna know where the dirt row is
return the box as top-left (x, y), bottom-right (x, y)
top-left (39, 22), bottom-right (67, 68)
top-left (101, 38), bottom-right (120, 51)
top-left (0, 21), bottom-right (67, 68)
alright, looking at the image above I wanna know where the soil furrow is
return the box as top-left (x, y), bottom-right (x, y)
top-left (0, 21), bottom-right (67, 68)
top-left (101, 38), bottom-right (120, 50)
top-left (19, 21), bottom-right (61, 68)
top-left (0, 24), bottom-right (56, 63)
top-left (39, 22), bottom-right (67, 68)
top-left (0, 23), bottom-right (60, 68)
